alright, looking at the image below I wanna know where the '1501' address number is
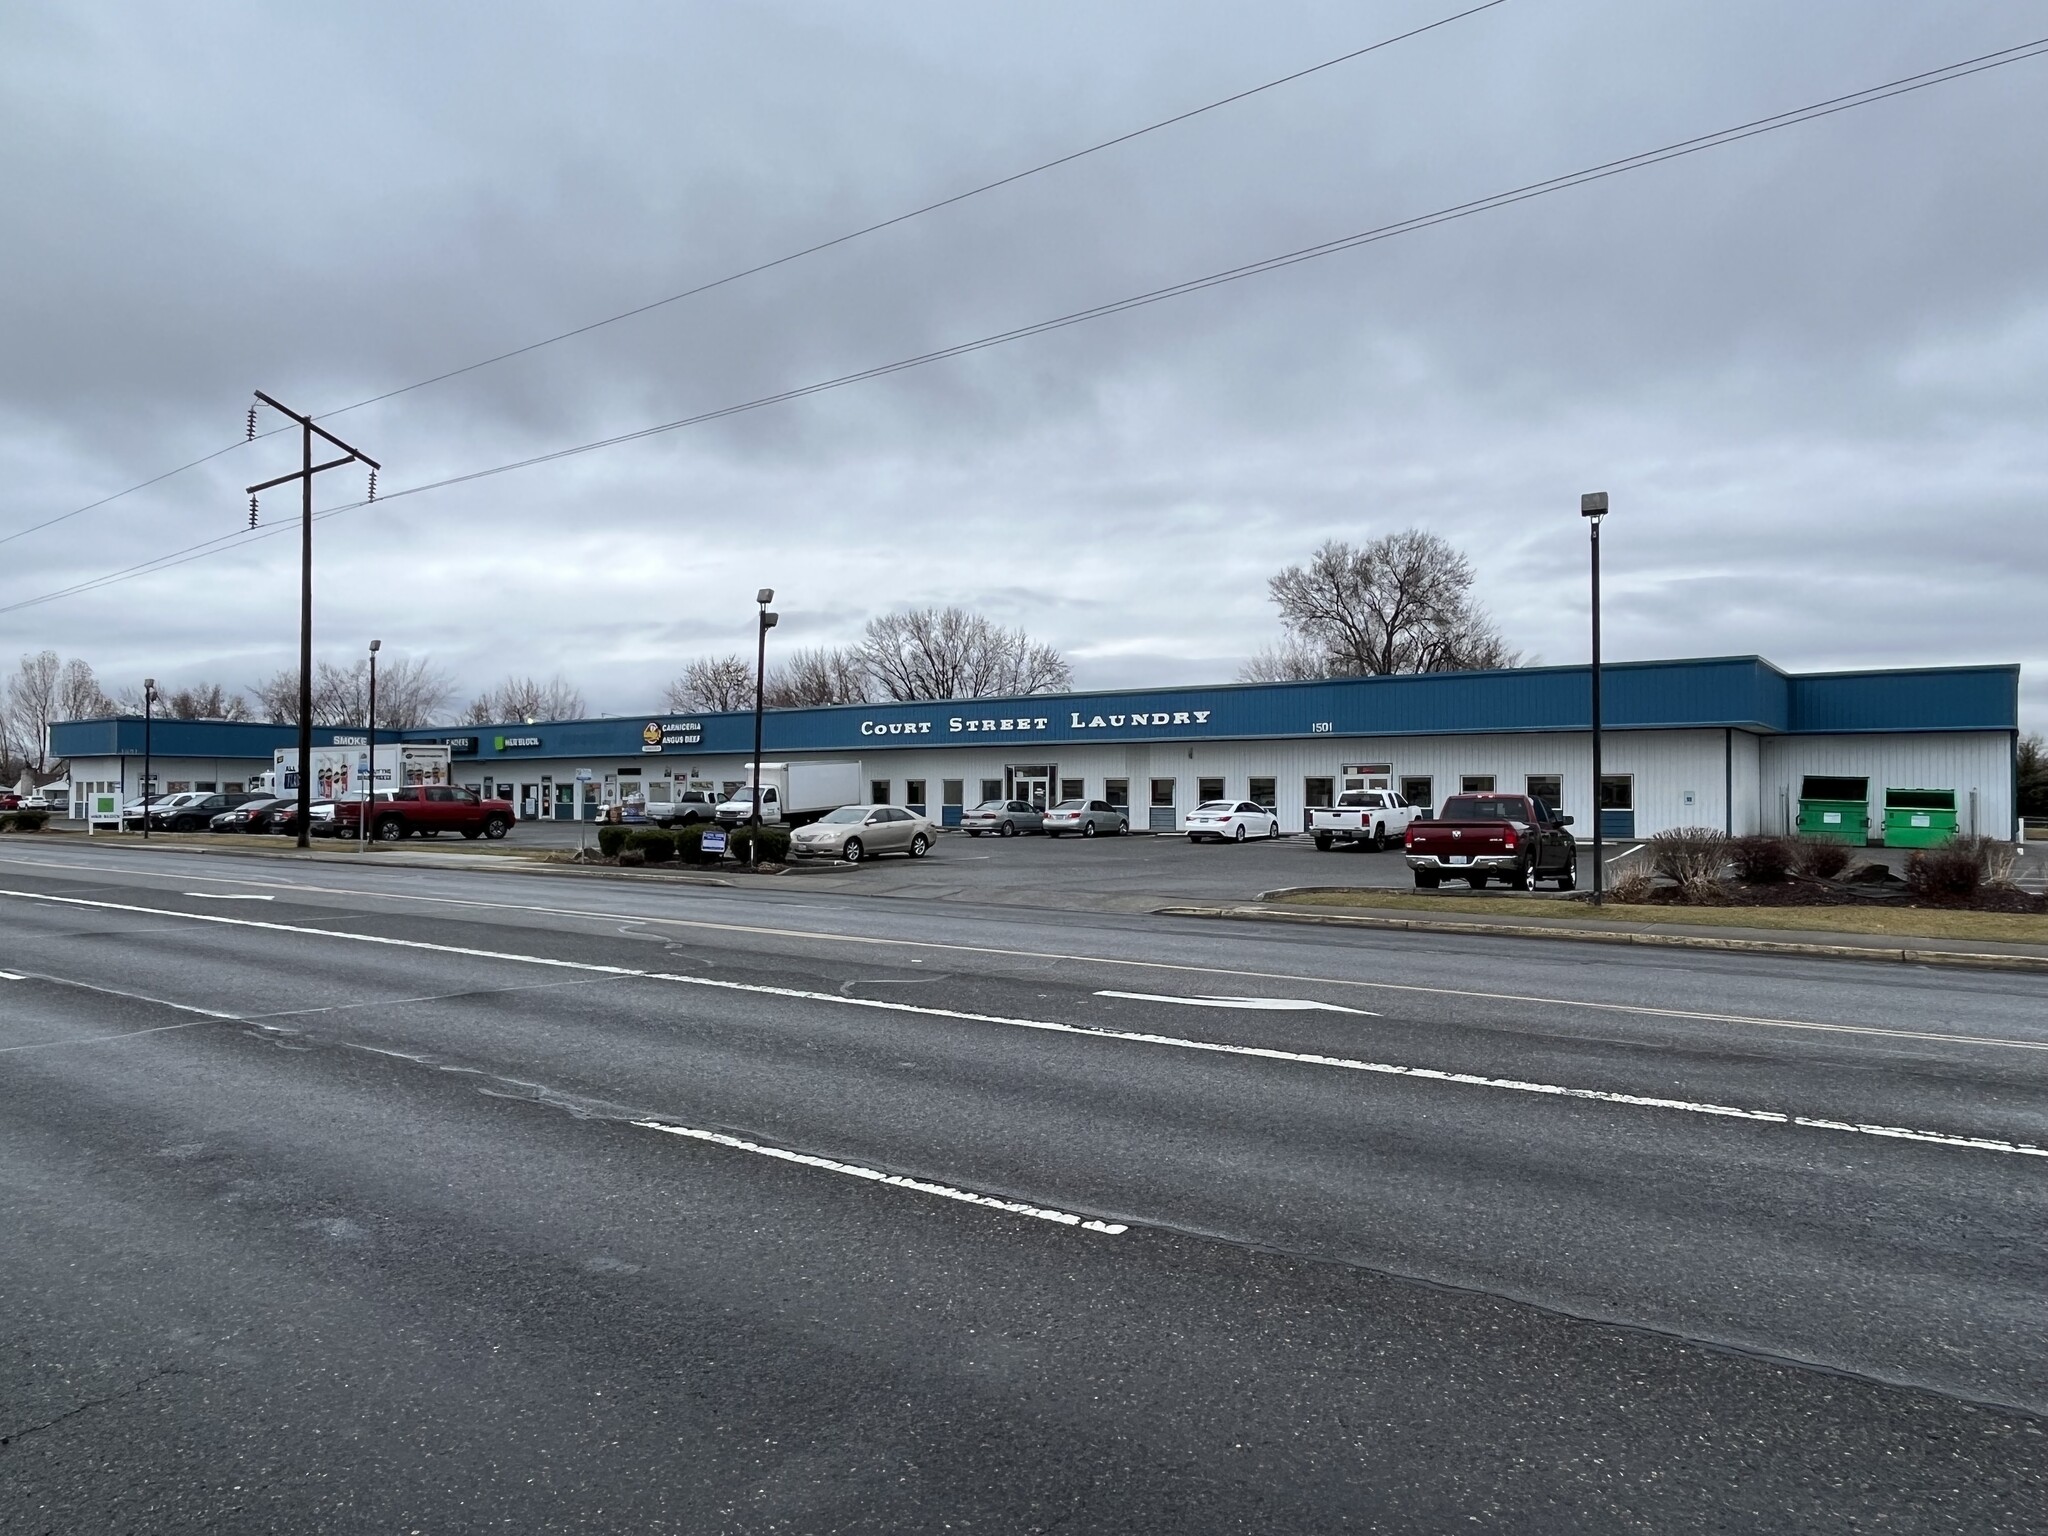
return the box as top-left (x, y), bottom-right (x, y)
top-left (1310, 721), bottom-right (1334, 733)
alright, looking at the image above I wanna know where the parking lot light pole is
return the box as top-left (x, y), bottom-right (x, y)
top-left (141, 678), bottom-right (157, 840)
top-left (751, 588), bottom-right (777, 867)
top-left (1582, 491), bottom-right (1609, 905)
top-left (361, 639), bottom-right (379, 852)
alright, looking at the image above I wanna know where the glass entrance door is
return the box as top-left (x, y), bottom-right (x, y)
top-left (1009, 766), bottom-right (1054, 811)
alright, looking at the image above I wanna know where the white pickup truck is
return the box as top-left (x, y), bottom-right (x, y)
top-left (1310, 789), bottom-right (1421, 851)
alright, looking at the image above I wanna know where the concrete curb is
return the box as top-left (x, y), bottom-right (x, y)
top-left (1153, 904), bottom-right (2048, 974)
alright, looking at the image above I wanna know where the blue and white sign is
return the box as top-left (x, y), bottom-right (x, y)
top-left (701, 829), bottom-right (728, 854)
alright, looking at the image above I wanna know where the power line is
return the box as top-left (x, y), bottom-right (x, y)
top-left (0, 1), bottom-right (1508, 550)
top-left (5, 35), bottom-right (2042, 621)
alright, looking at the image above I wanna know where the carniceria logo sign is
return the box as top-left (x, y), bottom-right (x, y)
top-left (641, 720), bottom-right (704, 752)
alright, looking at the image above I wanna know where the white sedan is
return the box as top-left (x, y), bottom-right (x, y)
top-left (1184, 799), bottom-right (1280, 843)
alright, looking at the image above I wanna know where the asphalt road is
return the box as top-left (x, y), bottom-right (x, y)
top-left (3, 840), bottom-right (2045, 1531)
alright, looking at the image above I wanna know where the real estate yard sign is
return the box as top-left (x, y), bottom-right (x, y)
top-left (87, 792), bottom-right (122, 834)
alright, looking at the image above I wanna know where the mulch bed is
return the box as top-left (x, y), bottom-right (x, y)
top-left (1590, 872), bottom-right (2046, 914)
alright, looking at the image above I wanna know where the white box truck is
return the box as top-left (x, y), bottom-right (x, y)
top-left (715, 761), bottom-right (861, 828)
top-left (263, 743), bottom-right (452, 801)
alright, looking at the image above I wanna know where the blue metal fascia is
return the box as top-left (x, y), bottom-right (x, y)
top-left (49, 717), bottom-right (390, 760)
top-left (1788, 665), bottom-right (2018, 733)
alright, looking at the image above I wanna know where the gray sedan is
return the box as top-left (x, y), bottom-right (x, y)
top-left (1042, 799), bottom-right (1128, 837)
top-left (960, 799), bottom-right (1044, 837)
top-left (788, 805), bottom-right (934, 864)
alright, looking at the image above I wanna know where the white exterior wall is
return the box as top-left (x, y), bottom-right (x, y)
top-left (1760, 732), bottom-right (2014, 841)
top-left (59, 753), bottom-right (271, 817)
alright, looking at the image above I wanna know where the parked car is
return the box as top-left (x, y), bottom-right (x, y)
top-left (20, 793), bottom-right (52, 811)
top-left (1042, 799), bottom-right (1128, 838)
top-left (210, 796), bottom-right (285, 832)
top-left (1185, 800), bottom-right (1281, 843)
top-left (0, 791), bottom-right (19, 811)
top-left (322, 785), bottom-right (517, 841)
top-left (961, 799), bottom-right (1044, 837)
top-left (1404, 793), bottom-right (1577, 890)
top-left (150, 791), bottom-right (264, 833)
top-left (1311, 789), bottom-right (1422, 852)
top-left (266, 799), bottom-right (333, 838)
top-left (788, 805), bottom-right (934, 863)
top-left (122, 791), bottom-right (209, 830)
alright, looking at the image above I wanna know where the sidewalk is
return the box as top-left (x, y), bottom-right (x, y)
top-left (1153, 898), bottom-right (2048, 973)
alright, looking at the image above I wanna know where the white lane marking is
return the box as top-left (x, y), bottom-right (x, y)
top-left (184, 892), bottom-right (275, 901)
top-left (633, 1119), bottom-right (1127, 1233)
top-left (0, 970), bottom-right (243, 1053)
top-left (6, 855), bottom-right (2032, 1053)
top-left (0, 969), bottom-right (23, 980)
top-left (1096, 990), bottom-right (1377, 1015)
top-left (1, 887), bottom-right (2041, 1160)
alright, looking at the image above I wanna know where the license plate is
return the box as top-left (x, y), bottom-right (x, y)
top-left (1448, 854), bottom-right (1468, 864)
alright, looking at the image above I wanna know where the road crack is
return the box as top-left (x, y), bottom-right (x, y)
top-left (0, 1366), bottom-right (191, 1450)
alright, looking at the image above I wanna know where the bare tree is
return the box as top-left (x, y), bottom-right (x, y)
top-left (1263, 532), bottom-right (1518, 678)
top-left (1236, 635), bottom-right (1330, 684)
top-left (56, 658), bottom-right (113, 720)
top-left (465, 674), bottom-right (587, 724)
top-left (162, 682), bottom-right (251, 721)
top-left (663, 655), bottom-right (756, 714)
top-left (5, 650), bottom-right (63, 775)
top-left (857, 607), bottom-right (1071, 702)
top-left (250, 654), bottom-right (453, 727)
top-left (766, 646), bottom-right (872, 708)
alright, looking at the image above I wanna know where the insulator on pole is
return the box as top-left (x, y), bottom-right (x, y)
top-left (246, 405), bottom-right (258, 440)
top-left (366, 468), bottom-right (377, 502)
top-left (249, 494), bottom-right (259, 528)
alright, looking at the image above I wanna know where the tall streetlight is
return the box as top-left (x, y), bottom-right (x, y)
top-left (360, 639), bottom-right (380, 852)
top-left (1582, 491), bottom-right (1609, 905)
top-left (750, 588), bottom-right (778, 866)
top-left (141, 678), bottom-right (158, 840)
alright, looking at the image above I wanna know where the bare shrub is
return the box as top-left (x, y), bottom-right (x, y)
top-left (1904, 837), bottom-right (1997, 901)
top-left (1983, 841), bottom-right (2021, 889)
top-left (1647, 827), bottom-right (1728, 885)
top-left (1790, 836), bottom-right (1852, 880)
top-left (1608, 868), bottom-right (1655, 904)
top-left (1728, 834), bottom-right (1793, 884)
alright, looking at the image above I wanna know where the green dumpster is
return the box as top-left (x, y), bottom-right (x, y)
top-left (1881, 788), bottom-right (1958, 848)
top-left (1796, 775), bottom-right (1869, 844)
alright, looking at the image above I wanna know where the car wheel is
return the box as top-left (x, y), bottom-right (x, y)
top-left (1415, 872), bottom-right (1440, 889)
top-left (1267, 820), bottom-right (1280, 839)
top-left (1370, 824), bottom-right (1387, 852)
top-left (1466, 873), bottom-right (1489, 889)
top-left (842, 837), bottom-right (864, 864)
top-left (1233, 824), bottom-right (1247, 843)
top-left (1313, 833), bottom-right (1332, 851)
top-left (967, 830), bottom-right (982, 837)
top-left (909, 833), bottom-right (929, 858)
top-left (375, 817), bottom-right (404, 842)
top-left (483, 815), bottom-right (509, 840)
top-left (1556, 870), bottom-right (1577, 891)
top-left (1509, 866), bottom-right (1532, 891)
top-left (1082, 820), bottom-right (1097, 837)
top-left (1001, 821), bottom-right (1016, 837)
top-left (1117, 820), bottom-right (1129, 835)
top-left (1047, 830), bottom-right (1061, 838)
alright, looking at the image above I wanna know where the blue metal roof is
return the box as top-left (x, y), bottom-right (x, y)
top-left (48, 656), bottom-right (2018, 764)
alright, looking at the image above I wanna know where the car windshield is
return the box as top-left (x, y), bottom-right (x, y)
top-left (1195, 801), bottom-right (1233, 812)
top-left (817, 807), bottom-right (866, 824)
top-left (726, 787), bottom-right (762, 803)
top-left (1438, 796), bottom-right (1523, 821)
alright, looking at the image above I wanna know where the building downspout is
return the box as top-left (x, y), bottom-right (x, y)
top-left (1724, 728), bottom-right (1733, 835)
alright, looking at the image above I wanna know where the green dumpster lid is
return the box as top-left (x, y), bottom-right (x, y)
top-left (1883, 788), bottom-right (1956, 810)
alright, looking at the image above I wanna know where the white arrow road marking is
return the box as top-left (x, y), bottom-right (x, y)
top-left (1097, 989), bottom-right (1377, 1015)
top-left (0, 970), bottom-right (23, 980)
top-left (184, 892), bottom-right (276, 900)
top-left (633, 1120), bottom-right (1126, 1233)
top-left (2, 887), bottom-right (2044, 1160)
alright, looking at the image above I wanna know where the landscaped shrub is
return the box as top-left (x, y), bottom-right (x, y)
top-left (1608, 867), bottom-right (1655, 904)
top-left (672, 823), bottom-right (711, 862)
top-left (617, 847), bottom-right (646, 868)
top-left (1728, 834), bottom-right (1793, 884)
top-left (1647, 827), bottom-right (1728, 886)
top-left (0, 813), bottom-right (13, 833)
top-left (724, 826), bottom-right (791, 864)
top-left (7, 809), bottom-right (47, 832)
top-left (623, 828), bottom-right (675, 864)
top-left (1790, 836), bottom-right (1852, 880)
top-left (597, 825), bottom-right (631, 858)
top-left (1904, 837), bottom-right (1993, 900)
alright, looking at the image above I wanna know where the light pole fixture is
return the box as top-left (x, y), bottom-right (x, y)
top-left (751, 588), bottom-right (777, 867)
top-left (361, 639), bottom-right (381, 852)
top-left (1581, 491), bottom-right (1609, 905)
top-left (141, 678), bottom-right (158, 840)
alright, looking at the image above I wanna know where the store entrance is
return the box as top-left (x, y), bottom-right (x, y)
top-left (1008, 766), bottom-right (1054, 811)
top-left (1340, 762), bottom-right (1392, 794)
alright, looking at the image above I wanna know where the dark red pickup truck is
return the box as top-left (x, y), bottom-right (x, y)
top-left (321, 785), bottom-right (517, 842)
top-left (1404, 793), bottom-right (1578, 891)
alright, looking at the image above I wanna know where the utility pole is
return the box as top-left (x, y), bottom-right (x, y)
top-left (1582, 491), bottom-right (1609, 904)
top-left (245, 392), bottom-right (379, 849)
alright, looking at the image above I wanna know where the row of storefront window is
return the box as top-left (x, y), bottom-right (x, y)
top-left (854, 773), bottom-right (1638, 814)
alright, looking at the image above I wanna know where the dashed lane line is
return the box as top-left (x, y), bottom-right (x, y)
top-left (1, 886), bottom-right (2042, 1161)
top-left (4, 856), bottom-right (2039, 1054)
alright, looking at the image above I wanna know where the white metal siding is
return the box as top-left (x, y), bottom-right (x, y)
top-left (1761, 732), bottom-right (2014, 841)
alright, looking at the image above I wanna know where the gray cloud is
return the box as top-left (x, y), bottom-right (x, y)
top-left (3, 0), bottom-right (2044, 729)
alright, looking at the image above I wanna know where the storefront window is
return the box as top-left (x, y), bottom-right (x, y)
top-left (1400, 776), bottom-right (1432, 812)
top-left (981, 779), bottom-right (1004, 803)
top-left (1599, 775), bottom-right (1634, 809)
top-left (942, 779), bottom-right (964, 807)
top-left (904, 779), bottom-right (927, 811)
top-left (1461, 775), bottom-right (1495, 793)
top-left (1104, 778), bottom-right (1129, 808)
top-left (1150, 778), bottom-right (1177, 807)
top-left (1248, 777), bottom-right (1277, 809)
top-left (1197, 777), bottom-right (1225, 802)
top-left (1304, 777), bottom-right (1334, 808)
top-left (1060, 778), bottom-right (1083, 801)
top-left (1526, 774), bottom-right (1562, 812)
top-left (870, 779), bottom-right (891, 805)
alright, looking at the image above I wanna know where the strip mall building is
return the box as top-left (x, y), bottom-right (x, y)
top-left (50, 655), bottom-right (2022, 843)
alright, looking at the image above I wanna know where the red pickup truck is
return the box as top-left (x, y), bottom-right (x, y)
top-left (320, 786), bottom-right (517, 842)
top-left (1404, 793), bottom-right (1578, 891)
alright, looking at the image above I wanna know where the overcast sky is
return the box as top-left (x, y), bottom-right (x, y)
top-left (4, 1), bottom-right (2044, 728)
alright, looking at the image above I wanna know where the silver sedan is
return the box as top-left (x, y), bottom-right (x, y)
top-left (1042, 799), bottom-right (1128, 837)
top-left (959, 799), bottom-right (1044, 837)
top-left (788, 805), bottom-right (934, 864)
